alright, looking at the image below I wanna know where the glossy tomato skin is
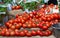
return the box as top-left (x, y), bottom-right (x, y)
top-left (19, 31), bottom-right (25, 37)
top-left (37, 30), bottom-right (44, 36)
top-left (31, 30), bottom-right (37, 36)
top-left (5, 31), bottom-right (10, 36)
top-left (26, 31), bottom-right (32, 37)
top-left (1, 30), bottom-right (5, 36)
top-left (42, 26), bottom-right (48, 30)
top-left (23, 30), bottom-right (28, 33)
top-left (10, 31), bottom-right (15, 36)
top-left (16, 5), bottom-right (21, 9)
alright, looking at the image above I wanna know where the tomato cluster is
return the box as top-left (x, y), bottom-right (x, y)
top-left (1, 4), bottom-right (60, 37)
top-left (0, 27), bottom-right (52, 37)
top-left (12, 5), bottom-right (22, 10)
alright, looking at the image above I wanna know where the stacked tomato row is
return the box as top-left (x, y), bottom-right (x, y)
top-left (0, 27), bottom-right (52, 37)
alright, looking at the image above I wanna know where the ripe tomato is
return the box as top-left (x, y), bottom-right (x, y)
top-left (23, 24), bottom-right (27, 28)
top-left (47, 17), bottom-right (51, 21)
top-left (8, 24), bottom-right (12, 28)
top-left (15, 29), bottom-right (19, 36)
top-left (5, 31), bottom-right (10, 36)
top-left (41, 16), bottom-right (46, 21)
top-left (15, 24), bottom-right (20, 29)
top-left (46, 30), bottom-right (52, 36)
top-left (10, 31), bottom-right (15, 36)
top-left (42, 26), bottom-right (48, 30)
top-left (10, 25), bottom-right (15, 30)
top-left (26, 31), bottom-right (32, 37)
top-left (37, 30), bottom-right (43, 36)
top-left (8, 20), bottom-right (13, 24)
top-left (1, 30), bottom-right (5, 36)
top-left (19, 31), bottom-right (25, 37)
top-left (27, 24), bottom-right (32, 28)
top-left (23, 30), bottom-right (28, 33)
top-left (5, 22), bottom-right (10, 27)
top-left (32, 23), bottom-right (37, 28)
top-left (44, 31), bottom-right (49, 36)
top-left (16, 5), bottom-right (21, 9)
top-left (31, 30), bottom-right (37, 36)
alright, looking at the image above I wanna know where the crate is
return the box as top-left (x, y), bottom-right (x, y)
top-left (52, 23), bottom-right (60, 38)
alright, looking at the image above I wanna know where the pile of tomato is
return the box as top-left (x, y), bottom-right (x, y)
top-left (0, 4), bottom-right (60, 37)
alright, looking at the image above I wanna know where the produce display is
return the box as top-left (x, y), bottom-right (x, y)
top-left (0, 3), bottom-right (60, 37)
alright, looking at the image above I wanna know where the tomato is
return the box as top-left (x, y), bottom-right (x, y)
top-left (16, 5), bottom-right (21, 9)
top-left (39, 23), bottom-right (43, 28)
top-left (15, 24), bottom-right (20, 29)
top-left (10, 31), bottom-right (15, 36)
top-left (19, 23), bottom-right (22, 27)
top-left (46, 30), bottom-right (52, 35)
top-left (26, 31), bottom-right (32, 37)
top-left (42, 26), bottom-right (48, 30)
top-left (37, 30), bottom-right (43, 36)
top-left (21, 19), bottom-right (25, 23)
top-left (14, 19), bottom-right (18, 23)
top-left (17, 19), bottom-right (21, 23)
top-left (12, 6), bottom-right (16, 10)
top-left (8, 24), bottom-right (12, 28)
top-left (31, 30), bottom-right (37, 36)
top-left (29, 13), bottom-right (33, 18)
top-left (44, 31), bottom-right (49, 36)
top-left (46, 23), bottom-right (51, 28)
top-left (8, 20), bottom-right (13, 24)
top-left (23, 30), bottom-right (28, 33)
top-left (1, 30), bottom-right (5, 36)
top-left (15, 29), bottom-right (19, 36)
top-left (19, 31), bottom-right (25, 37)
top-left (10, 25), bottom-right (15, 30)
top-left (16, 14), bottom-right (19, 18)
top-left (27, 24), bottom-right (32, 28)
top-left (32, 23), bottom-right (37, 28)
top-left (23, 24), bottom-right (27, 28)
top-left (5, 31), bottom-right (10, 36)
top-left (41, 16), bottom-right (46, 21)
top-left (5, 22), bottom-right (10, 27)
top-left (54, 13), bottom-right (58, 19)
top-left (47, 17), bottom-right (51, 21)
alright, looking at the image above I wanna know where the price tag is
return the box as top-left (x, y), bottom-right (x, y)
top-left (0, 12), bottom-right (6, 14)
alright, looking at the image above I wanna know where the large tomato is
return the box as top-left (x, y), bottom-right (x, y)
top-left (16, 5), bottom-right (21, 9)
top-left (5, 31), bottom-right (10, 36)
top-left (19, 31), bottom-right (25, 37)
top-left (12, 6), bottom-right (16, 10)
top-left (26, 31), bottom-right (32, 37)
top-left (10, 31), bottom-right (15, 36)
top-left (31, 30), bottom-right (37, 36)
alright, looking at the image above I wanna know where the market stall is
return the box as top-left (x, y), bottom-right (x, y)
top-left (0, 0), bottom-right (60, 38)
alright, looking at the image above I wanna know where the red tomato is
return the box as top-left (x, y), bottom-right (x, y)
top-left (26, 31), bottom-right (32, 37)
top-left (27, 24), bottom-right (32, 28)
top-left (31, 30), bottom-right (37, 36)
top-left (23, 30), bottom-right (28, 33)
top-left (8, 20), bottom-right (13, 24)
top-left (44, 31), bottom-right (49, 36)
top-left (42, 26), bottom-right (48, 30)
top-left (46, 30), bottom-right (52, 35)
top-left (5, 22), bottom-right (10, 27)
top-left (1, 30), bottom-right (5, 36)
top-left (41, 16), bottom-right (46, 21)
top-left (8, 24), bottom-right (12, 28)
top-left (10, 31), bottom-right (15, 36)
top-left (19, 31), bottom-right (25, 37)
top-left (16, 5), bottom-right (21, 9)
top-left (15, 24), bottom-right (20, 29)
top-left (23, 24), bottom-right (27, 28)
top-left (37, 30), bottom-right (43, 36)
top-left (32, 23), bottom-right (37, 28)
top-left (5, 31), bottom-right (10, 36)
top-left (15, 29), bottom-right (19, 36)
top-left (47, 17), bottom-right (51, 21)
top-left (10, 25), bottom-right (15, 30)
